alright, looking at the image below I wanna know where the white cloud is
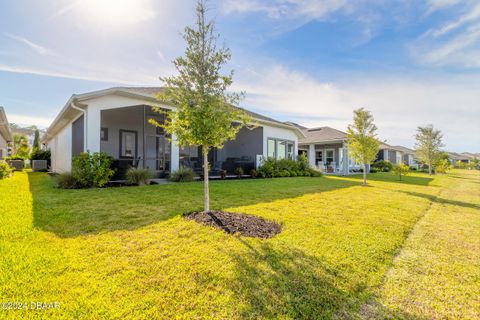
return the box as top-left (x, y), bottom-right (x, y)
top-left (4, 33), bottom-right (54, 56)
top-left (413, 2), bottom-right (480, 68)
top-left (235, 65), bottom-right (480, 152)
top-left (223, 0), bottom-right (350, 20)
top-left (7, 114), bottom-right (52, 128)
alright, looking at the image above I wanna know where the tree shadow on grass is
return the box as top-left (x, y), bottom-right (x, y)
top-left (400, 191), bottom-right (480, 210)
top-left (231, 239), bottom-right (353, 319)
top-left (28, 173), bottom-right (361, 238)
top-left (348, 173), bottom-right (434, 186)
top-left (231, 239), bottom-right (430, 320)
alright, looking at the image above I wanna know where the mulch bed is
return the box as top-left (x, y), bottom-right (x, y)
top-left (186, 211), bottom-right (282, 239)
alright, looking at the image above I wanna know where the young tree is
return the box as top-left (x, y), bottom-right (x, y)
top-left (33, 129), bottom-right (40, 150)
top-left (152, 0), bottom-right (250, 212)
top-left (415, 125), bottom-right (444, 175)
top-left (347, 108), bottom-right (380, 186)
top-left (392, 163), bottom-right (410, 180)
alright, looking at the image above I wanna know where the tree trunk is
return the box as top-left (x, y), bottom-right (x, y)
top-left (428, 163), bottom-right (432, 175)
top-left (203, 146), bottom-right (210, 212)
top-left (363, 163), bottom-right (367, 186)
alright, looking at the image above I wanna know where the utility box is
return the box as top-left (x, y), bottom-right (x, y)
top-left (32, 160), bottom-right (48, 172)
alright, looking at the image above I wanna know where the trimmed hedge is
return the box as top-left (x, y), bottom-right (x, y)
top-left (257, 155), bottom-right (322, 178)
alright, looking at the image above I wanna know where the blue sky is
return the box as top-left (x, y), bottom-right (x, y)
top-left (0, 0), bottom-right (479, 152)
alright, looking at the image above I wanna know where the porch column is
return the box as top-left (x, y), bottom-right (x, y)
top-left (384, 149), bottom-right (388, 161)
top-left (308, 144), bottom-right (315, 167)
top-left (343, 144), bottom-right (349, 175)
top-left (170, 133), bottom-right (179, 172)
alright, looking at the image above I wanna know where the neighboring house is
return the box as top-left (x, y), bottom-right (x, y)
top-left (295, 125), bottom-right (359, 175)
top-left (44, 87), bottom-right (304, 177)
top-left (392, 145), bottom-right (417, 166)
top-left (448, 152), bottom-right (474, 164)
top-left (376, 143), bottom-right (406, 165)
top-left (0, 107), bottom-right (12, 159)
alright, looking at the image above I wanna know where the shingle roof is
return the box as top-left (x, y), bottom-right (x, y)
top-left (119, 87), bottom-right (290, 127)
top-left (392, 145), bottom-right (415, 154)
top-left (298, 126), bottom-right (347, 144)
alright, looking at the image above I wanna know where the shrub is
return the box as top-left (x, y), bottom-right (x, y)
top-left (125, 168), bottom-right (152, 186)
top-left (372, 160), bottom-right (393, 172)
top-left (30, 149), bottom-right (51, 166)
top-left (257, 157), bottom-right (322, 178)
top-left (307, 168), bottom-right (322, 177)
top-left (436, 159), bottom-right (452, 174)
top-left (71, 151), bottom-right (115, 188)
top-left (6, 155), bottom-right (25, 160)
top-left (55, 173), bottom-right (78, 189)
top-left (0, 161), bottom-right (12, 179)
top-left (235, 167), bottom-right (244, 178)
top-left (369, 167), bottom-right (378, 173)
top-left (170, 167), bottom-right (196, 182)
top-left (250, 169), bottom-right (257, 178)
top-left (391, 163), bottom-right (410, 180)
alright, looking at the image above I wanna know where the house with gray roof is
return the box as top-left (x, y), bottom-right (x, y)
top-left (295, 126), bottom-right (360, 175)
top-left (44, 87), bottom-right (305, 178)
top-left (376, 142), bottom-right (417, 166)
top-left (0, 107), bottom-right (12, 159)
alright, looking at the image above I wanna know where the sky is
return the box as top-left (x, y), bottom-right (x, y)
top-left (0, 0), bottom-right (479, 152)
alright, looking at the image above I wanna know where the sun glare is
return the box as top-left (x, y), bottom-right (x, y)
top-left (77, 0), bottom-right (155, 27)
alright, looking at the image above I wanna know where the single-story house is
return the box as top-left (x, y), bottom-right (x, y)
top-left (391, 145), bottom-right (417, 166)
top-left (0, 107), bottom-right (12, 159)
top-left (448, 152), bottom-right (474, 164)
top-left (294, 125), bottom-right (360, 175)
top-left (43, 87), bottom-right (304, 178)
top-left (377, 143), bottom-right (405, 165)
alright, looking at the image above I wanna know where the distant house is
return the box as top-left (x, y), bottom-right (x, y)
top-left (448, 152), bottom-right (476, 164)
top-left (294, 125), bottom-right (360, 175)
top-left (376, 143), bottom-right (417, 166)
top-left (392, 145), bottom-right (417, 166)
top-left (0, 107), bottom-right (12, 159)
top-left (43, 87), bottom-right (305, 177)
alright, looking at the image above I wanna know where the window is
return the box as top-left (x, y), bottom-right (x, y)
top-left (267, 139), bottom-right (276, 158)
top-left (316, 151), bottom-right (323, 164)
top-left (277, 140), bottom-right (286, 159)
top-left (325, 149), bottom-right (334, 165)
top-left (287, 142), bottom-right (294, 159)
top-left (268, 138), bottom-right (295, 160)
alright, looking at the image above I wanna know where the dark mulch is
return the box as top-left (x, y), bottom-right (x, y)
top-left (186, 211), bottom-right (282, 239)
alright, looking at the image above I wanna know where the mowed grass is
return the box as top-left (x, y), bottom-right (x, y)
top-left (0, 170), bottom-right (478, 319)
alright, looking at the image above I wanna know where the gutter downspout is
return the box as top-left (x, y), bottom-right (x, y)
top-left (70, 101), bottom-right (88, 152)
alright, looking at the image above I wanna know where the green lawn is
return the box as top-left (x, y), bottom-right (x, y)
top-left (0, 170), bottom-right (478, 319)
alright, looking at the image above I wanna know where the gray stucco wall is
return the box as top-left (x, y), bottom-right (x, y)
top-left (388, 150), bottom-right (397, 163)
top-left (217, 127), bottom-right (263, 161)
top-left (71, 114), bottom-right (84, 157)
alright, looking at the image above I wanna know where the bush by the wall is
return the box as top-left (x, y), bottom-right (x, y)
top-left (170, 167), bottom-right (196, 182)
top-left (6, 155), bottom-right (25, 160)
top-left (71, 151), bottom-right (115, 188)
top-left (372, 160), bottom-right (393, 172)
top-left (125, 168), bottom-right (152, 186)
top-left (30, 149), bottom-right (51, 166)
top-left (0, 161), bottom-right (12, 179)
top-left (257, 157), bottom-right (322, 178)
